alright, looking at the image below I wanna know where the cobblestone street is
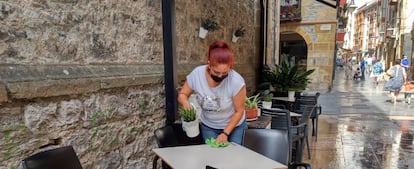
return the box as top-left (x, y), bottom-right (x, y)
top-left (304, 67), bottom-right (414, 169)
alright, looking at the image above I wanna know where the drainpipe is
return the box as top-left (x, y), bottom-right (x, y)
top-left (161, 0), bottom-right (178, 125)
top-left (262, 0), bottom-right (267, 66)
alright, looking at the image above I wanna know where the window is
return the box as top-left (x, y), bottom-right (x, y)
top-left (280, 0), bottom-right (301, 22)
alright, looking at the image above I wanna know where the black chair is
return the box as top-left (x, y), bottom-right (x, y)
top-left (293, 99), bottom-right (317, 160)
top-left (261, 104), bottom-right (314, 163)
top-left (243, 129), bottom-right (311, 169)
top-left (22, 146), bottom-right (83, 169)
top-left (153, 124), bottom-right (204, 169)
top-left (261, 108), bottom-right (301, 162)
top-left (295, 92), bottom-right (321, 141)
top-left (153, 125), bottom-right (178, 169)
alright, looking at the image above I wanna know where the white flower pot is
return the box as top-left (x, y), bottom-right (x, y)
top-left (288, 91), bottom-right (295, 100)
top-left (262, 101), bottom-right (272, 109)
top-left (199, 27), bottom-right (208, 39)
top-left (182, 118), bottom-right (200, 138)
top-left (232, 34), bottom-right (239, 42)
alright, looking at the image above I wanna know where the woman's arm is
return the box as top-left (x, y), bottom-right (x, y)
top-left (177, 81), bottom-right (193, 109)
top-left (215, 85), bottom-right (246, 143)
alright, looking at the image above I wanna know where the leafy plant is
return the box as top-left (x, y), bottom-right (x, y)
top-left (261, 90), bottom-right (273, 102)
top-left (201, 16), bottom-right (220, 31)
top-left (179, 106), bottom-right (197, 122)
top-left (260, 60), bottom-right (315, 92)
top-left (234, 26), bottom-right (246, 37)
top-left (245, 94), bottom-right (260, 109)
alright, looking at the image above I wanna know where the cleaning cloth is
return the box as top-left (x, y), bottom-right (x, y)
top-left (205, 138), bottom-right (230, 148)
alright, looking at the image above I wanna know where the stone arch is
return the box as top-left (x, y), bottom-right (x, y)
top-left (280, 24), bottom-right (336, 91)
top-left (280, 29), bottom-right (312, 71)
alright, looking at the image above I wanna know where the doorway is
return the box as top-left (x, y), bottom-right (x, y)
top-left (280, 31), bottom-right (307, 71)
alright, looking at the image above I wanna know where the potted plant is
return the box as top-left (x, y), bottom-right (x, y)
top-left (261, 90), bottom-right (273, 109)
top-left (199, 16), bottom-right (220, 39)
top-left (179, 106), bottom-right (199, 137)
top-left (259, 60), bottom-right (315, 97)
top-left (232, 26), bottom-right (246, 42)
top-left (245, 94), bottom-right (260, 120)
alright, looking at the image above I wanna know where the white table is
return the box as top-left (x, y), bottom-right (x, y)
top-left (263, 107), bottom-right (302, 117)
top-left (273, 97), bottom-right (295, 102)
top-left (153, 143), bottom-right (287, 169)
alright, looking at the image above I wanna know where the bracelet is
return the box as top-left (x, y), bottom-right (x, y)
top-left (221, 131), bottom-right (230, 137)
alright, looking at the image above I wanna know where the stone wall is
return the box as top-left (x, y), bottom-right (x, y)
top-left (174, 0), bottom-right (263, 94)
top-left (0, 0), bottom-right (263, 168)
top-left (280, 0), bottom-right (337, 91)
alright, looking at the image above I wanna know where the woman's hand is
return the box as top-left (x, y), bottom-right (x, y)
top-left (215, 133), bottom-right (229, 143)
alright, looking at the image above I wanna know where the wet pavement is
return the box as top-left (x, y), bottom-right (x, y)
top-left (303, 67), bottom-right (414, 169)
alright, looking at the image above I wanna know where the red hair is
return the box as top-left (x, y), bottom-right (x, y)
top-left (207, 40), bottom-right (234, 68)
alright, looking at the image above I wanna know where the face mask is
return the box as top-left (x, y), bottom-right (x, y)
top-left (210, 74), bottom-right (228, 83)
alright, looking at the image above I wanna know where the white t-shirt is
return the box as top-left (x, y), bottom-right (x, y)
top-left (187, 65), bottom-right (246, 129)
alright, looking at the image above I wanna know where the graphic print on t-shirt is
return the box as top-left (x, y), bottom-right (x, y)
top-left (199, 95), bottom-right (221, 112)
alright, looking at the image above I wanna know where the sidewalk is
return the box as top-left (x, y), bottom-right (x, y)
top-left (303, 67), bottom-right (414, 169)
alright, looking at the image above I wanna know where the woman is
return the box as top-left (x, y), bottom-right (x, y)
top-left (384, 59), bottom-right (407, 103)
top-left (370, 59), bottom-right (384, 85)
top-left (177, 40), bottom-right (247, 144)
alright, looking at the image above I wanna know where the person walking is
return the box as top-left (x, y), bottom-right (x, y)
top-left (360, 57), bottom-right (367, 80)
top-left (177, 40), bottom-right (247, 144)
top-left (401, 55), bottom-right (412, 103)
top-left (384, 59), bottom-right (407, 103)
top-left (370, 59), bottom-right (384, 85)
top-left (402, 55), bottom-right (409, 70)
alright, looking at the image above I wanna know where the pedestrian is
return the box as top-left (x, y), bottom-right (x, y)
top-left (370, 59), bottom-right (384, 85)
top-left (177, 40), bottom-right (247, 144)
top-left (401, 55), bottom-right (412, 102)
top-left (384, 59), bottom-right (407, 103)
top-left (402, 55), bottom-right (409, 70)
top-left (360, 58), bottom-right (367, 80)
top-left (345, 57), bottom-right (353, 80)
top-left (366, 56), bottom-right (373, 73)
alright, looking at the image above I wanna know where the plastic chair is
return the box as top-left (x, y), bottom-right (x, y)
top-left (153, 124), bottom-right (204, 169)
top-left (243, 129), bottom-right (311, 169)
top-left (261, 104), bottom-right (315, 162)
top-left (295, 92), bottom-right (321, 141)
top-left (293, 99), bottom-right (317, 160)
top-left (153, 125), bottom-right (178, 169)
top-left (261, 108), bottom-right (301, 162)
top-left (21, 146), bottom-right (83, 169)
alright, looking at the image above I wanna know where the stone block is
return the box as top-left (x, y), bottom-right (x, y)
top-left (8, 79), bottom-right (101, 99)
top-left (0, 82), bottom-right (8, 102)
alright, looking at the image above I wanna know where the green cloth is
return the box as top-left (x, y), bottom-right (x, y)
top-left (205, 138), bottom-right (230, 148)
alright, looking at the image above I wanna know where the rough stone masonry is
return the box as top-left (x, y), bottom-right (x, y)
top-left (0, 0), bottom-right (263, 168)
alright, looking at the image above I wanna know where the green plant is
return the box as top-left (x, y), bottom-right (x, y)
top-left (179, 106), bottom-right (197, 122)
top-left (260, 60), bottom-right (315, 92)
top-left (245, 94), bottom-right (260, 109)
top-left (261, 90), bottom-right (273, 102)
top-left (201, 16), bottom-right (220, 31)
top-left (234, 26), bottom-right (246, 37)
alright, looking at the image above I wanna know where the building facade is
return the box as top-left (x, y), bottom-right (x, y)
top-left (279, 0), bottom-right (338, 90)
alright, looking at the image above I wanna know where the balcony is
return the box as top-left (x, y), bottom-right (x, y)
top-left (280, 0), bottom-right (302, 22)
top-left (386, 28), bottom-right (396, 39)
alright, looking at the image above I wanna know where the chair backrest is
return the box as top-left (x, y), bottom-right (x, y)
top-left (295, 93), bottom-right (320, 118)
top-left (294, 99), bottom-right (317, 124)
top-left (243, 129), bottom-right (290, 165)
top-left (22, 146), bottom-right (83, 169)
top-left (154, 125), bottom-right (179, 148)
top-left (260, 107), bottom-right (291, 131)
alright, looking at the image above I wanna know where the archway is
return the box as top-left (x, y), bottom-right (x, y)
top-left (280, 31), bottom-right (307, 71)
